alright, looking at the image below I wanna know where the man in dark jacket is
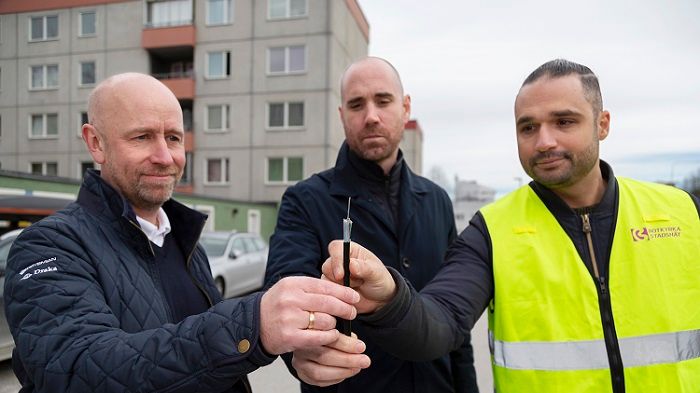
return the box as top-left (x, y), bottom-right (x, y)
top-left (4, 73), bottom-right (361, 393)
top-left (322, 59), bottom-right (700, 392)
top-left (264, 57), bottom-right (478, 392)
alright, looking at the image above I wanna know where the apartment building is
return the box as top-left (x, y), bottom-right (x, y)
top-left (0, 0), bottom-right (394, 203)
top-left (453, 178), bottom-right (495, 231)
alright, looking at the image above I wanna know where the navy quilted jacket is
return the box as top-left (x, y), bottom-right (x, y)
top-left (4, 170), bottom-right (274, 392)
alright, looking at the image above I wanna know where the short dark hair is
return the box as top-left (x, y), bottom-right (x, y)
top-left (522, 59), bottom-right (603, 115)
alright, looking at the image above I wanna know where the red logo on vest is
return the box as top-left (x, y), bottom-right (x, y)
top-left (631, 227), bottom-right (649, 241)
top-left (631, 226), bottom-right (682, 241)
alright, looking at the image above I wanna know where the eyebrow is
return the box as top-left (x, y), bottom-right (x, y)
top-left (551, 109), bottom-right (582, 118)
top-left (374, 92), bottom-right (394, 100)
top-left (345, 91), bottom-right (395, 106)
top-left (516, 116), bottom-right (534, 127)
top-left (345, 96), bottom-right (365, 106)
top-left (516, 109), bottom-right (583, 127)
top-left (125, 127), bottom-right (184, 136)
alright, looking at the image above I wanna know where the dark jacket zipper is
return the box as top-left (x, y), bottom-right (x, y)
top-left (582, 213), bottom-right (625, 393)
top-left (185, 219), bottom-right (214, 307)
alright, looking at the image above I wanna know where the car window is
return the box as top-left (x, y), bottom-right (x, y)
top-left (253, 237), bottom-right (267, 250)
top-left (231, 238), bottom-right (247, 255)
top-left (200, 236), bottom-right (229, 257)
top-left (242, 237), bottom-right (258, 253)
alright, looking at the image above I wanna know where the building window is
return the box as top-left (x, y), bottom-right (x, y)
top-left (181, 152), bottom-right (193, 184)
top-left (78, 111), bottom-right (89, 136)
top-left (267, 156), bottom-right (303, 183)
top-left (207, 51), bottom-right (230, 79)
top-left (206, 158), bottom-right (229, 184)
top-left (30, 113), bottom-right (59, 138)
top-left (79, 161), bottom-right (95, 177)
top-left (79, 11), bottom-right (96, 36)
top-left (30, 15), bottom-right (58, 41)
top-left (30, 162), bottom-right (58, 176)
top-left (206, 0), bottom-right (232, 25)
top-left (146, 0), bottom-right (192, 28)
top-left (80, 61), bottom-right (96, 86)
top-left (267, 45), bottom-right (305, 74)
top-left (206, 104), bottom-right (230, 131)
top-left (268, 0), bottom-right (307, 19)
top-left (30, 64), bottom-right (59, 90)
top-left (267, 102), bottom-right (304, 129)
top-left (183, 107), bottom-right (193, 130)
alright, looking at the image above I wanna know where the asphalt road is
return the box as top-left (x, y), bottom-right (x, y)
top-left (0, 313), bottom-right (493, 392)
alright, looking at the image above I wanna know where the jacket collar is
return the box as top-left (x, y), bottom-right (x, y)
top-left (529, 160), bottom-right (618, 217)
top-left (329, 142), bottom-right (429, 198)
top-left (77, 169), bottom-right (207, 254)
top-left (328, 142), bottom-right (429, 239)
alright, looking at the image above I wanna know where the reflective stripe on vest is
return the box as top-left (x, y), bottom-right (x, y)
top-left (493, 328), bottom-right (700, 370)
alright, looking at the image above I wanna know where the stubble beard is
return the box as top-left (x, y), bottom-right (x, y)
top-left (104, 160), bottom-right (180, 213)
top-left (526, 142), bottom-right (599, 189)
top-left (351, 124), bottom-right (401, 164)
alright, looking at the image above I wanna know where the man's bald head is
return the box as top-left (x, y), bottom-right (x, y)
top-left (87, 73), bottom-right (182, 135)
top-left (340, 57), bottom-right (404, 101)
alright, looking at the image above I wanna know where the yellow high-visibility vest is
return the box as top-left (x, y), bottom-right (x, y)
top-left (480, 177), bottom-right (700, 392)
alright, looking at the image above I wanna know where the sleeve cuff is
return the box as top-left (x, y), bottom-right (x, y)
top-left (358, 267), bottom-right (412, 327)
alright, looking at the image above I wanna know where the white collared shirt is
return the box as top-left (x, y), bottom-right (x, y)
top-left (136, 208), bottom-right (172, 247)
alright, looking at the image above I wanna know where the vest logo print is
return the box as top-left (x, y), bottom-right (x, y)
top-left (631, 226), bottom-right (682, 241)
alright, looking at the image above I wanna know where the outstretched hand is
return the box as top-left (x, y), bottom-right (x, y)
top-left (321, 240), bottom-right (397, 314)
top-left (292, 333), bottom-right (370, 387)
top-left (260, 276), bottom-right (360, 355)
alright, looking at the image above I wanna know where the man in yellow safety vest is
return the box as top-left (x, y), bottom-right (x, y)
top-left (321, 59), bottom-right (700, 393)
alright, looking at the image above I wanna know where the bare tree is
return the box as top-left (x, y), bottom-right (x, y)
top-left (681, 167), bottom-right (700, 197)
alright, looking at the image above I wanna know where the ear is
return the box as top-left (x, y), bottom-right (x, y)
top-left (402, 94), bottom-right (412, 123)
top-left (597, 110), bottom-right (611, 141)
top-left (82, 124), bottom-right (106, 164)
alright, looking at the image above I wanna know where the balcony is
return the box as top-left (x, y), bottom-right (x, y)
top-left (184, 130), bottom-right (194, 152)
top-left (143, 0), bottom-right (194, 48)
top-left (156, 72), bottom-right (195, 100)
top-left (142, 24), bottom-right (195, 49)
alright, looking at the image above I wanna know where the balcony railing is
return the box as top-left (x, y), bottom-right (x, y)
top-left (144, 19), bottom-right (192, 29)
top-left (153, 70), bottom-right (194, 80)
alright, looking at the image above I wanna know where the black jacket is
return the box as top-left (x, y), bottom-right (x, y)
top-left (4, 170), bottom-right (274, 392)
top-left (265, 143), bottom-right (478, 393)
top-left (360, 162), bottom-right (700, 362)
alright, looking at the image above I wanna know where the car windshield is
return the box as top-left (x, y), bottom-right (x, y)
top-left (199, 235), bottom-right (229, 257)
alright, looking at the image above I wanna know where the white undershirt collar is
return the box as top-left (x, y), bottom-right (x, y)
top-left (136, 208), bottom-right (172, 247)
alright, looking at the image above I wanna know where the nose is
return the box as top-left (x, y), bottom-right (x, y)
top-left (534, 125), bottom-right (557, 152)
top-left (150, 137), bottom-right (175, 166)
top-left (364, 103), bottom-right (380, 125)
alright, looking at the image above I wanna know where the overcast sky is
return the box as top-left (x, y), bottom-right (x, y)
top-left (356, 0), bottom-right (700, 195)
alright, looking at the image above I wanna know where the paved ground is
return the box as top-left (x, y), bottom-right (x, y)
top-left (0, 313), bottom-right (493, 392)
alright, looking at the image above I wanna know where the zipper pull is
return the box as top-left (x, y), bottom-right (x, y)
top-left (599, 276), bottom-right (608, 295)
top-left (581, 214), bottom-right (592, 233)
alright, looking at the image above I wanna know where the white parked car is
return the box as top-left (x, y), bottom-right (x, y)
top-left (199, 231), bottom-right (268, 299)
top-left (0, 228), bottom-right (24, 361)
